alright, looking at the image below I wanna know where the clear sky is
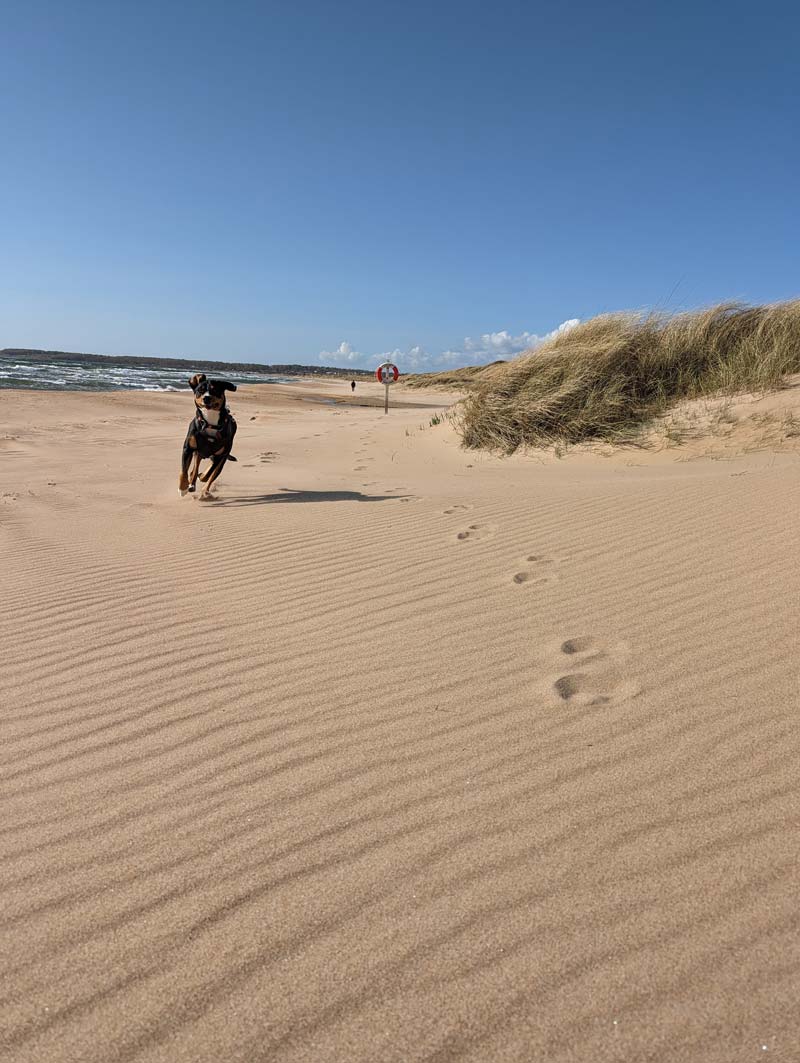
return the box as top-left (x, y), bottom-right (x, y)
top-left (3, 0), bottom-right (799, 371)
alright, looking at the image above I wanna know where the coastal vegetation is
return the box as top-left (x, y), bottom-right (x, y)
top-left (406, 301), bottom-right (800, 451)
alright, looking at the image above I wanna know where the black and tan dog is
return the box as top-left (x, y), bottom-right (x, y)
top-left (179, 374), bottom-right (238, 498)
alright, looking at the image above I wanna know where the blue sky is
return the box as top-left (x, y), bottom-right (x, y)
top-left (3, 0), bottom-right (799, 371)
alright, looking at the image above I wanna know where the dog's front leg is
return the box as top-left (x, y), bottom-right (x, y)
top-left (179, 436), bottom-right (197, 495)
top-left (187, 451), bottom-right (202, 492)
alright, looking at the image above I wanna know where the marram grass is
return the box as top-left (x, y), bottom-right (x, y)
top-left (410, 301), bottom-right (800, 452)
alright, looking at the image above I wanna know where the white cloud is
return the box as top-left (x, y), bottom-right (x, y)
top-left (318, 341), bottom-right (433, 371)
top-left (442, 320), bottom-right (581, 366)
top-left (318, 341), bottom-right (363, 363)
top-left (375, 345), bottom-right (431, 370)
top-left (550, 318), bottom-right (581, 337)
top-left (317, 319), bottom-right (579, 373)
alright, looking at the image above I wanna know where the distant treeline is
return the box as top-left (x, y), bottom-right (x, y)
top-left (0, 348), bottom-right (374, 378)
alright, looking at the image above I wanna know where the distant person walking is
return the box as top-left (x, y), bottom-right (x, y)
top-left (350, 380), bottom-right (356, 393)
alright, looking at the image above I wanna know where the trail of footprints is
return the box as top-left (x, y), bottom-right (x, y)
top-left (354, 435), bottom-right (376, 473)
top-left (442, 504), bottom-right (641, 706)
top-left (448, 511), bottom-right (564, 585)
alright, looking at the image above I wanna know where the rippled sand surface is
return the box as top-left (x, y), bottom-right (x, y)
top-left (2, 380), bottom-right (799, 1062)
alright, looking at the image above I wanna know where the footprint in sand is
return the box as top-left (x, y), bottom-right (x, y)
top-left (511, 553), bottom-right (568, 586)
top-left (259, 452), bottom-right (277, 463)
top-left (456, 523), bottom-right (495, 542)
top-left (512, 570), bottom-right (555, 586)
top-left (550, 636), bottom-right (640, 706)
top-left (442, 503), bottom-right (472, 516)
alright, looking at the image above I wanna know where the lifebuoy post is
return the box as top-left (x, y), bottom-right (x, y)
top-left (375, 361), bottom-right (399, 413)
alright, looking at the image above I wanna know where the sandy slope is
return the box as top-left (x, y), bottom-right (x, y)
top-left (1, 378), bottom-right (799, 1063)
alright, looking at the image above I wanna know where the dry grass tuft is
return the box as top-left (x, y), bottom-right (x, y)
top-left (449, 301), bottom-right (800, 451)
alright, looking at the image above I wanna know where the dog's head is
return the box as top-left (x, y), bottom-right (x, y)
top-left (188, 373), bottom-right (237, 412)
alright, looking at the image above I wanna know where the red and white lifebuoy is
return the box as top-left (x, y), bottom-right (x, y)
top-left (376, 363), bottom-right (399, 384)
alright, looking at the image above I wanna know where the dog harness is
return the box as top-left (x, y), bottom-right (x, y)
top-left (192, 407), bottom-right (235, 458)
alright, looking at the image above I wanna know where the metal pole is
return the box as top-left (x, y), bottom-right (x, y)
top-left (384, 382), bottom-right (389, 414)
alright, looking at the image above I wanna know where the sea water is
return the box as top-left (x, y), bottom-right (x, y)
top-left (0, 352), bottom-right (296, 392)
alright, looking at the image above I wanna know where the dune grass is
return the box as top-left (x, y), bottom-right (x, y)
top-left (429, 301), bottom-right (800, 451)
top-left (403, 360), bottom-right (509, 390)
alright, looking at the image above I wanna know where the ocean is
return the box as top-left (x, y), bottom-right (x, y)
top-left (0, 351), bottom-right (297, 392)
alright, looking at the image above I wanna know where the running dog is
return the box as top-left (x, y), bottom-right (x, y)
top-left (179, 374), bottom-right (237, 498)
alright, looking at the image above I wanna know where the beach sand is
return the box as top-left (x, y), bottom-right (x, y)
top-left (2, 377), bottom-right (799, 1062)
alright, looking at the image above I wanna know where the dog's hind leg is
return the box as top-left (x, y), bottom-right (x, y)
top-left (199, 448), bottom-right (223, 483)
top-left (198, 452), bottom-right (228, 497)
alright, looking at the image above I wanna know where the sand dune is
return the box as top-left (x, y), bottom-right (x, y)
top-left (1, 378), bottom-right (799, 1062)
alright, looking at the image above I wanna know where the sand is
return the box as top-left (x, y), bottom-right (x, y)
top-left (1, 376), bottom-right (799, 1063)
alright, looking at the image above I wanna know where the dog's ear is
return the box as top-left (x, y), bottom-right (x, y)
top-left (212, 379), bottom-right (237, 392)
top-left (188, 373), bottom-right (206, 390)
